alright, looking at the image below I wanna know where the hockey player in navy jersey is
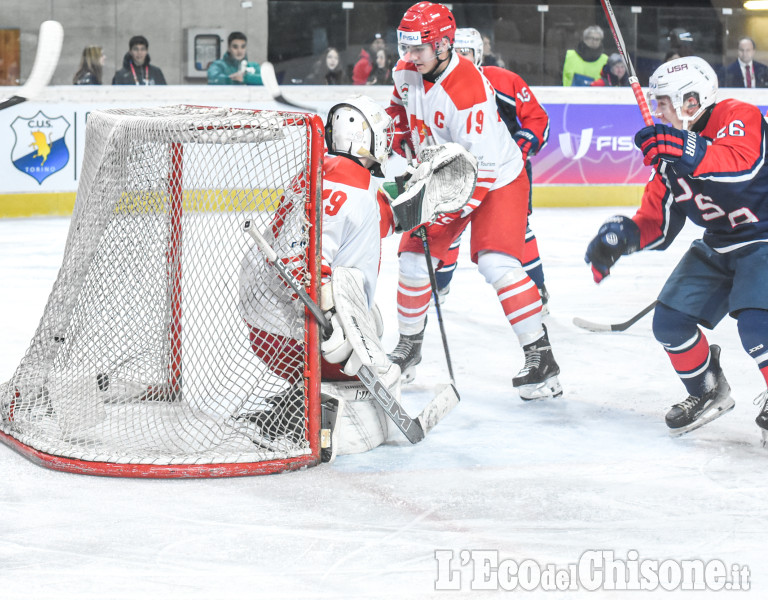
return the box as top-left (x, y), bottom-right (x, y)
top-left (585, 56), bottom-right (768, 442)
top-left (434, 27), bottom-right (552, 312)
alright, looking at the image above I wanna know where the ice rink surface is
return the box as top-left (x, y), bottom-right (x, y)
top-left (1, 207), bottom-right (766, 599)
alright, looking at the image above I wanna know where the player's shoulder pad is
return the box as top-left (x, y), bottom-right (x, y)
top-left (442, 59), bottom-right (489, 111)
top-left (323, 155), bottom-right (372, 192)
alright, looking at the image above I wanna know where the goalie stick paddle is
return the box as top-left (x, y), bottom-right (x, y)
top-left (242, 220), bottom-right (459, 444)
top-left (572, 301), bottom-right (657, 333)
top-left (260, 61), bottom-right (318, 113)
top-left (0, 21), bottom-right (64, 111)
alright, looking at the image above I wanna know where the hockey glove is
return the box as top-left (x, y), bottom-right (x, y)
top-left (634, 124), bottom-right (707, 175)
top-left (386, 106), bottom-right (415, 160)
top-left (513, 128), bottom-right (540, 162)
top-left (584, 215), bottom-right (641, 283)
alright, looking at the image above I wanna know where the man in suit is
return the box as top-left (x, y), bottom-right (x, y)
top-left (724, 37), bottom-right (768, 88)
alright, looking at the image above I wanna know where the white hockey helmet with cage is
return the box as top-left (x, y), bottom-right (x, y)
top-left (648, 56), bottom-right (718, 129)
top-left (325, 95), bottom-right (394, 177)
top-left (454, 28), bottom-right (483, 66)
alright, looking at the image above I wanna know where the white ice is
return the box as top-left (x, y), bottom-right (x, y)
top-left (1, 208), bottom-right (766, 599)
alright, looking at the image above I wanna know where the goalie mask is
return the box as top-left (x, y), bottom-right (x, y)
top-left (648, 56), bottom-right (718, 130)
top-left (325, 95), bottom-right (394, 178)
top-left (454, 28), bottom-right (483, 67)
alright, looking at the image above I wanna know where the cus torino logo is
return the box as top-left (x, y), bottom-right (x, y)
top-left (558, 128), bottom-right (635, 160)
top-left (11, 111), bottom-right (71, 184)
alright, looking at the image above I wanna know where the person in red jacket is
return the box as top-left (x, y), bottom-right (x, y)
top-left (352, 33), bottom-right (386, 85)
top-left (590, 53), bottom-right (629, 87)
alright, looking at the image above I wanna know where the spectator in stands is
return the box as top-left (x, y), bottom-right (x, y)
top-left (590, 53), bottom-right (629, 87)
top-left (306, 47), bottom-right (348, 85)
top-left (724, 37), bottom-right (768, 88)
top-left (112, 35), bottom-right (166, 85)
top-left (352, 33), bottom-right (386, 85)
top-left (562, 25), bottom-right (608, 86)
top-left (207, 32), bottom-right (262, 85)
top-left (366, 48), bottom-right (393, 85)
top-left (481, 34), bottom-right (505, 69)
top-left (73, 46), bottom-right (104, 85)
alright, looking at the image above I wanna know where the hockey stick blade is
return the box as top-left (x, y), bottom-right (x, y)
top-left (260, 61), bottom-right (318, 113)
top-left (416, 384), bottom-right (460, 435)
top-left (242, 221), bottom-right (453, 443)
top-left (0, 21), bottom-right (64, 111)
top-left (573, 301), bottom-right (657, 333)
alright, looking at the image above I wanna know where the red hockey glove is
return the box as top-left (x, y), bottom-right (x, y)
top-left (634, 124), bottom-right (708, 175)
top-left (513, 128), bottom-right (540, 162)
top-left (386, 106), bottom-right (415, 159)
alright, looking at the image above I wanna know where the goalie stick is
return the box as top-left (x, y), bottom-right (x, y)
top-left (260, 61), bottom-right (318, 113)
top-left (0, 21), bottom-right (64, 111)
top-left (573, 301), bottom-right (656, 333)
top-left (242, 220), bottom-right (459, 444)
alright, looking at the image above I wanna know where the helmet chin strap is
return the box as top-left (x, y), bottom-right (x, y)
top-left (422, 45), bottom-right (452, 82)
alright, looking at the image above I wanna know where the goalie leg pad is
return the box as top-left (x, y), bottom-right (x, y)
top-left (320, 380), bottom-right (388, 462)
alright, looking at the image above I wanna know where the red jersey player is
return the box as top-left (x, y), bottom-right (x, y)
top-left (386, 2), bottom-right (562, 401)
top-left (435, 27), bottom-right (552, 312)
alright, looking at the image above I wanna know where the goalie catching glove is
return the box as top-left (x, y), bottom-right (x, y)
top-left (382, 142), bottom-right (478, 232)
top-left (320, 267), bottom-right (400, 390)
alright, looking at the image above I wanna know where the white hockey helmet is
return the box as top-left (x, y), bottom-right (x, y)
top-left (648, 56), bottom-right (718, 129)
top-left (454, 27), bottom-right (483, 66)
top-left (325, 95), bottom-right (394, 177)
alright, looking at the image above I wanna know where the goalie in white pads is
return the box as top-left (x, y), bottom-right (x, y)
top-left (239, 95), bottom-right (472, 460)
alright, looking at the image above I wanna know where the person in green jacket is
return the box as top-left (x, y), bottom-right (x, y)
top-left (207, 31), bottom-right (263, 85)
top-left (562, 25), bottom-right (608, 86)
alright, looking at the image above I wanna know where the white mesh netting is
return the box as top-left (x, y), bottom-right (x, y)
top-left (0, 106), bottom-right (321, 475)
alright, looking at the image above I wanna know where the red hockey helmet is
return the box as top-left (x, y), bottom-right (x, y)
top-left (397, 2), bottom-right (456, 53)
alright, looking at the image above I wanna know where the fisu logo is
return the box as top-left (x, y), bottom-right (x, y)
top-left (558, 128), bottom-right (593, 160)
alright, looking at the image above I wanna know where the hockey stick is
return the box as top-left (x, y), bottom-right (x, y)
top-left (0, 21), bottom-right (64, 111)
top-left (402, 143), bottom-right (457, 386)
top-left (599, 0), bottom-right (653, 126)
top-left (572, 301), bottom-right (656, 333)
top-left (242, 220), bottom-right (459, 444)
top-left (260, 61), bottom-right (318, 113)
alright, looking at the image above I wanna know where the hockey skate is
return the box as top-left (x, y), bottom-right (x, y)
top-left (665, 345), bottom-right (735, 436)
top-left (387, 327), bottom-right (425, 384)
top-left (238, 385), bottom-right (306, 446)
top-left (753, 390), bottom-right (768, 447)
top-left (513, 325), bottom-right (562, 401)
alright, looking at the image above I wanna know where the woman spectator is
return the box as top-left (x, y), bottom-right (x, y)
top-left (590, 53), bottom-right (629, 87)
top-left (366, 49), bottom-right (393, 85)
top-left (73, 46), bottom-right (105, 85)
top-left (307, 47), bottom-right (348, 85)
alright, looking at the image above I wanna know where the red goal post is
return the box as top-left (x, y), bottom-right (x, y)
top-left (0, 105), bottom-right (325, 477)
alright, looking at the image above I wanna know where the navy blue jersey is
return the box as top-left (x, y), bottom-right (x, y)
top-left (634, 98), bottom-right (768, 253)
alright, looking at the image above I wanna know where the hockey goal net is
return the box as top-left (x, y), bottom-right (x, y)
top-left (0, 105), bottom-right (325, 477)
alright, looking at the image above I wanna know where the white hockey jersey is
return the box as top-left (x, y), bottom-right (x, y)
top-left (389, 52), bottom-right (524, 214)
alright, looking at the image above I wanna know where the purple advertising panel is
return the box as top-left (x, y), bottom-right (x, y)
top-left (532, 104), bottom-right (651, 185)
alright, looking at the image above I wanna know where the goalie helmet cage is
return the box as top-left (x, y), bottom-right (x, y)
top-left (0, 105), bottom-right (325, 478)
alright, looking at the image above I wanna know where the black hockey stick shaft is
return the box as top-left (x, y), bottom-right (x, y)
top-left (573, 301), bottom-right (657, 333)
top-left (411, 225), bottom-right (456, 385)
top-left (243, 220), bottom-right (441, 443)
top-left (260, 61), bottom-right (318, 113)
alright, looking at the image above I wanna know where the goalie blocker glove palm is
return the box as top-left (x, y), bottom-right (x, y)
top-left (513, 128), bottom-right (540, 162)
top-left (634, 124), bottom-right (707, 175)
top-left (585, 215), bottom-right (640, 283)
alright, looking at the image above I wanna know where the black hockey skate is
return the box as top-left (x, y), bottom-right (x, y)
top-left (387, 327), bottom-right (424, 384)
top-left (238, 385), bottom-right (306, 445)
top-left (512, 325), bottom-right (562, 401)
top-left (753, 390), bottom-right (768, 447)
top-left (665, 345), bottom-right (735, 436)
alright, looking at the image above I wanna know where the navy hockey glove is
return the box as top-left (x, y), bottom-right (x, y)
top-left (634, 124), bottom-right (707, 175)
top-left (585, 215), bottom-right (641, 283)
top-left (513, 128), bottom-right (540, 162)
